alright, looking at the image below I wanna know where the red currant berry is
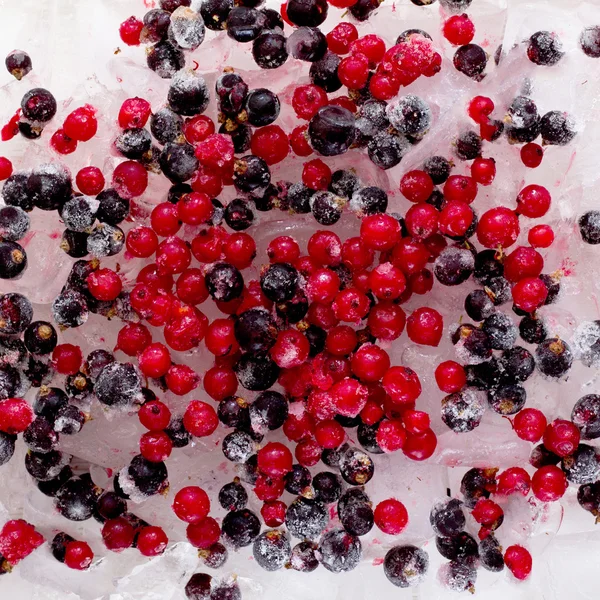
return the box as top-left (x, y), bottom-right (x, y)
top-left (258, 442), bottom-right (293, 478)
top-left (184, 115), bottom-right (215, 144)
top-left (407, 307), bottom-right (443, 347)
top-left (137, 526), bottom-right (168, 557)
top-left (261, 501), bottom-right (286, 527)
top-left (351, 344), bottom-right (390, 382)
top-left (543, 419), bottom-right (580, 457)
top-left (468, 96), bottom-right (494, 124)
top-left (0, 398), bottom-right (34, 434)
top-left (402, 409), bottom-right (430, 434)
top-left (351, 34), bottom-right (386, 65)
top-left (516, 184), bottom-right (551, 218)
top-left (338, 53), bottom-right (370, 89)
top-left (496, 467), bottom-right (531, 496)
top-left (443, 14), bottom-right (475, 45)
top-left (302, 158), bottom-right (332, 190)
top-left (156, 236), bottom-right (192, 275)
top-left (119, 16), bottom-right (143, 45)
top-left (520, 143), bottom-right (543, 168)
top-left (151, 203), bottom-right (181, 237)
top-left (360, 214), bottom-right (401, 251)
top-left (176, 268), bottom-right (209, 304)
top-left (369, 73), bottom-right (400, 101)
top-left (472, 498), bottom-right (503, 527)
top-left (64, 541), bottom-right (94, 570)
top-left (289, 125), bottom-right (313, 157)
top-left (102, 518), bottom-right (135, 552)
top-left (138, 342), bottom-right (171, 378)
top-left (443, 175), bottom-right (478, 204)
top-left (283, 410), bottom-right (315, 442)
top-left (204, 365), bottom-right (238, 401)
top-left (116, 323), bottom-right (152, 356)
top-left (126, 226), bottom-right (158, 258)
top-left (307, 231), bottom-right (342, 266)
top-left (391, 238), bottom-right (430, 275)
top-left (63, 106), bottom-right (97, 142)
top-left (435, 360), bottom-right (466, 393)
top-left (374, 498), bottom-right (408, 534)
top-left (512, 277), bottom-right (548, 312)
top-left (314, 419), bottom-right (345, 449)
top-left (50, 129), bottom-right (77, 154)
top-left (295, 438), bottom-right (322, 467)
top-left (191, 165), bottom-right (223, 196)
top-left (377, 419), bottom-right (407, 452)
top-left (268, 236), bottom-right (300, 264)
top-left (292, 85), bottom-right (328, 120)
top-left (140, 430), bottom-right (173, 462)
top-left (504, 545), bottom-right (532, 580)
top-left (87, 268), bottom-right (122, 301)
top-left (326, 22), bottom-right (359, 55)
top-left (528, 224), bottom-right (554, 248)
top-left (191, 227), bottom-right (227, 263)
top-left (332, 288), bottom-right (370, 322)
top-left (325, 326), bottom-right (358, 357)
top-left (531, 464), bottom-right (567, 502)
top-left (52, 344), bottom-right (82, 375)
top-left (325, 374), bottom-right (365, 415)
top-left (402, 428), bottom-right (437, 461)
top-left (0, 157), bottom-right (13, 181)
top-left (223, 233), bottom-right (256, 270)
top-left (369, 263), bottom-right (407, 300)
top-left (367, 301), bottom-right (406, 341)
top-left (477, 207), bottom-right (520, 248)
top-left (254, 474), bottom-right (285, 501)
top-left (173, 486), bottom-right (210, 524)
top-left (113, 160), bottom-right (148, 199)
top-left (471, 157), bottom-right (496, 185)
top-left (165, 363), bottom-right (201, 395)
top-left (270, 329), bottom-right (310, 369)
top-left (382, 366), bottom-right (421, 405)
top-left (503, 246), bottom-right (543, 282)
top-left (177, 192), bottom-right (213, 226)
top-left (119, 97), bottom-right (152, 129)
top-left (409, 269), bottom-right (434, 295)
top-left (250, 124), bottom-right (289, 165)
top-left (183, 401), bottom-right (218, 438)
top-left (139, 399), bottom-right (172, 431)
top-left (400, 170), bottom-right (434, 203)
top-left (439, 199), bottom-right (474, 238)
top-left (195, 134), bottom-right (235, 174)
top-left (404, 203), bottom-right (439, 239)
top-left (186, 517), bottom-right (220, 549)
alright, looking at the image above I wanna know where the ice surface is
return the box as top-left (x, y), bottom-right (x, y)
top-left (2, 0), bottom-right (600, 598)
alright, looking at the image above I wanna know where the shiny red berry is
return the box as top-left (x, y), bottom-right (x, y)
top-left (75, 166), bottom-right (104, 195)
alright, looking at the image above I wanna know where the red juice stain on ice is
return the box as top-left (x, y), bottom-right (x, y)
top-left (372, 557), bottom-right (384, 566)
